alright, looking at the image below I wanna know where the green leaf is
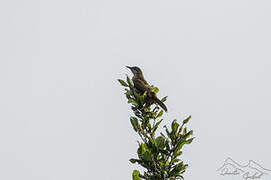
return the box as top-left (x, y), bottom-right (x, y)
top-left (187, 130), bottom-right (193, 137)
top-left (161, 96), bottom-right (168, 102)
top-left (118, 79), bottom-right (128, 87)
top-left (174, 150), bottom-right (182, 157)
top-left (164, 125), bottom-right (172, 139)
top-left (183, 115), bottom-right (191, 124)
top-left (151, 86), bottom-right (159, 93)
top-left (156, 110), bottom-right (163, 118)
top-left (143, 91), bottom-right (147, 99)
top-left (165, 139), bottom-right (171, 151)
top-left (128, 98), bottom-right (138, 106)
top-left (170, 162), bottom-right (186, 176)
top-left (172, 158), bottom-right (180, 163)
top-left (137, 143), bottom-right (146, 155)
top-left (138, 94), bottom-right (145, 105)
top-left (152, 119), bottom-right (163, 134)
top-left (180, 130), bottom-right (193, 140)
top-left (125, 89), bottom-right (132, 99)
top-left (155, 136), bottom-right (165, 149)
top-left (175, 137), bottom-right (187, 151)
top-left (133, 91), bottom-right (140, 101)
top-left (129, 158), bottom-right (141, 164)
top-left (185, 137), bottom-right (195, 144)
top-left (132, 170), bottom-right (142, 180)
top-left (171, 120), bottom-right (179, 134)
top-left (142, 117), bottom-right (150, 129)
top-left (183, 127), bottom-right (187, 134)
top-left (147, 122), bottom-right (151, 129)
top-left (133, 91), bottom-right (145, 106)
top-left (130, 117), bottom-right (139, 132)
top-left (130, 159), bottom-right (137, 163)
top-left (126, 75), bottom-right (134, 87)
top-left (142, 151), bottom-right (152, 162)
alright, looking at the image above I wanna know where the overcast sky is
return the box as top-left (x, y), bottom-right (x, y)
top-left (1, 0), bottom-right (271, 179)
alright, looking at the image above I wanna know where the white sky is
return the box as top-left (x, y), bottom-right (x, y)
top-left (0, 0), bottom-right (271, 179)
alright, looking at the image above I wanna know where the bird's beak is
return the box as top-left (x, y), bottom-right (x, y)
top-left (126, 66), bottom-right (132, 70)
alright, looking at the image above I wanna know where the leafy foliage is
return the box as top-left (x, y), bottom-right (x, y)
top-left (118, 76), bottom-right (194, 180)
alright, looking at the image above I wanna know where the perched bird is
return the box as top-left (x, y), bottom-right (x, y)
top-left (126, 66), bottom-right (167, 112)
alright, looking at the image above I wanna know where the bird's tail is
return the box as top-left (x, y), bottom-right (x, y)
top-left (153, 96), bottom-right (168, 112)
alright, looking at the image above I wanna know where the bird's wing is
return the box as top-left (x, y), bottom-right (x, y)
top-left (133, 78), bottom-right (152, 93)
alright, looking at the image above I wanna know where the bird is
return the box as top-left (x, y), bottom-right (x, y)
top-left (126, 66), bottom-right (167, 112)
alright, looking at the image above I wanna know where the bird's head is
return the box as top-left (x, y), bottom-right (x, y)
top-left (126, 66), bottom-right (143, 76)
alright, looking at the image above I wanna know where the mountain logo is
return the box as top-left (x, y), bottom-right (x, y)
top-left (217, 157), bottom-right (271, 180)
